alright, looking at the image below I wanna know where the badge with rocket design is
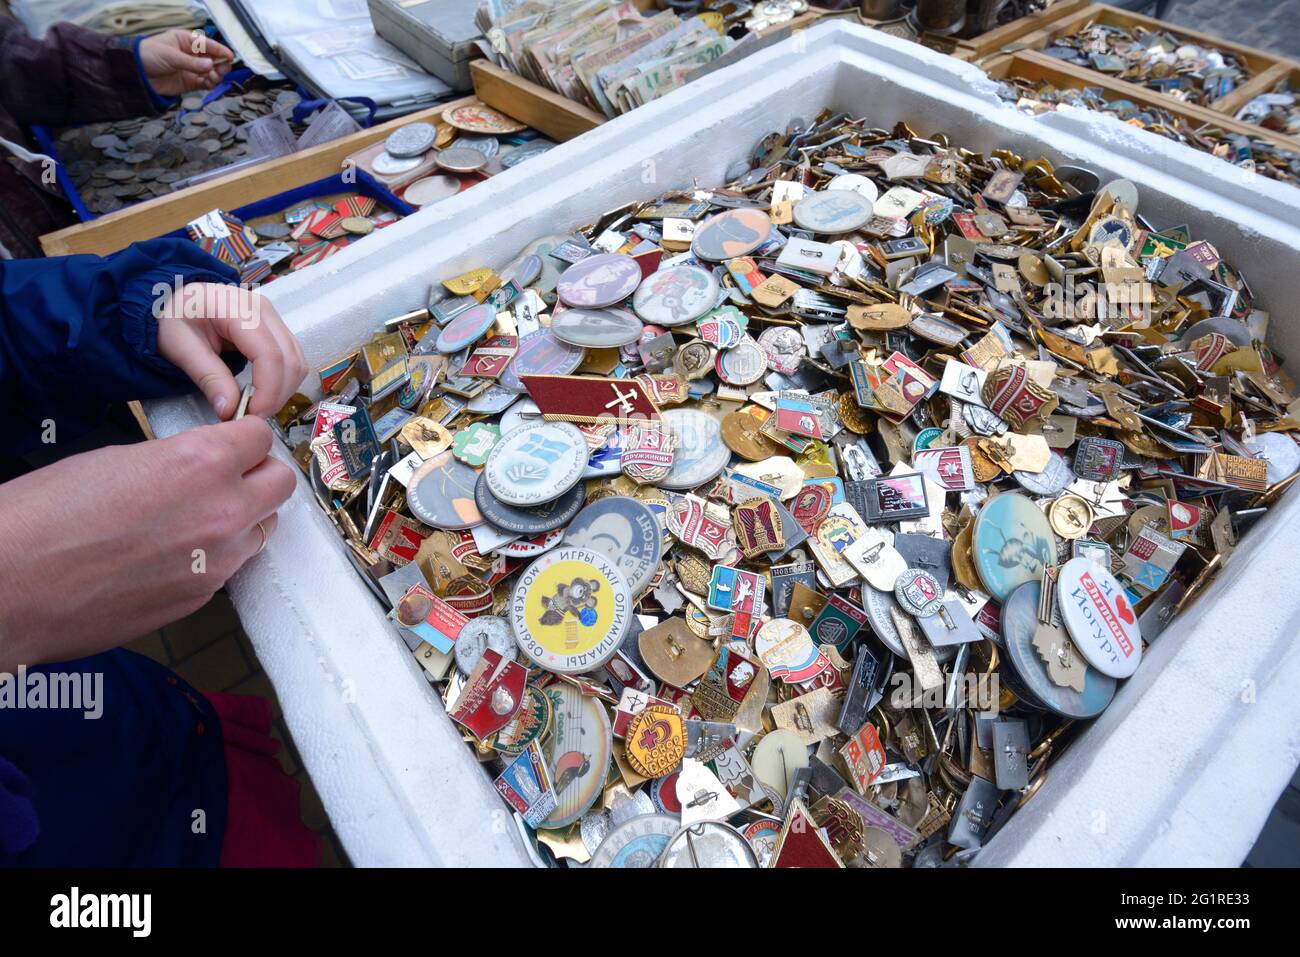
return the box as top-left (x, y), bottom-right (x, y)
top-left (494, 740), bottom-right (556, 827)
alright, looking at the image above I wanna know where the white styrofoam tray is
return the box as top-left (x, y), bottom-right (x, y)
top-left (147, 21), bottom-right (1300, 867)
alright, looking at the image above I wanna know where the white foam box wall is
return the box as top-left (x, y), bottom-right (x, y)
top-left (147, 22), bottom-right (1300, 867)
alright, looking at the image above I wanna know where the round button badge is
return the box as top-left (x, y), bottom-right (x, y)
top-left (792, 189), bottom-right (874, 234)
top-left (562, 495), bottom-right (664, 595)
top-left (971, 491), bottom-right (1057, 601)
top-left (1057, 556), bottom-right (1143, 679)
top-left (826, 172), bottom-right (880, 203)
top-left (435, 301), bottom-right (497, 354)
top-left (631, 264), bottom-right (719, 327)
top-left (1000, 580), bottom-right (1116, 719)
top-left (541, 681), bottom-right (612, 828)
top-left (658, 408), bottom-right (732, 489)
top-left (556, 253), bottom-right (643, 308)
top-left (485, 421), bottom-right (589, 506)
top-left (510, 546), bottom-right (631, 674)
top-left (550, 306), bottom-right (644, 348)
top-left (406, 450), bottom-right (484, 529)
top-left (495, 529), bottom-right (564, 558)
top-left (474, 471), bottom-right (587, 534)
top-left (497, 328), bottom-right (584, 393)
top-left (501, 252), bottom-right (543, 289)
top-left (658, 822), bottom-right (757, 868)
top-left (516, 233), bottom-right (571, 297)
top-left (589, 814), bottom-right (679, 867)
top-left (691, 207), bottom-right (773, 261)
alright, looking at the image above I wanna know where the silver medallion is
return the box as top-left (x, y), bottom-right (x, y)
top-left (550, 306), bottom-right (645, 348)
top-left (659, 408), bottom-right (731, 489)
top-left (384, 122), bottom-right (437, 159)
top-left (454, 615), bottom-right (518, 675)
top-left (1013, 451), bottom-right (1075, 496)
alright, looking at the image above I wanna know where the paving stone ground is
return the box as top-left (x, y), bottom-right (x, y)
top-left (1156, 0), bottom-right (1300, 61)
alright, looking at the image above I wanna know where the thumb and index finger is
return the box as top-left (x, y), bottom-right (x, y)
top-left (159, 282), bottom-right (307, 420)
top-left (158, 315), bottom-right (243, 420)
top-left (162, 29), bottom-right (235, 74)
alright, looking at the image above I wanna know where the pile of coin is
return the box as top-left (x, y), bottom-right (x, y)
top-left (996, 78), bottom-right (1300, 187)
top-left (364, 106), bottom-right (552, 207)
top-left (54, 81), bottom-right (304, 215)
top-left (271, 109), bottom-right (1299, 867)
top-left (1040, 22), bottom-right (1252, 107)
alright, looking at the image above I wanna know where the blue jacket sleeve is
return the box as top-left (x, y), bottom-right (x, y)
top-left (0, 238), bottom-right (242, 455)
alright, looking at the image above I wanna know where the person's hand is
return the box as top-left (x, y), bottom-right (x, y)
top-left (157, 282), bottom-right (308, 420)
top-left (138, 28), bottom-right (234, 96)
top-left (0, 418), bottom-right (296, 672)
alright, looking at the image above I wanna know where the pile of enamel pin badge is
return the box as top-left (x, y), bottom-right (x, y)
top-left (271, 108), bottom-right (1300, 867)
top-left (184, 194), bottom-right (401, 285)
top-left (1040, 22), bottom-right (1252, 107)
top-left (995, 78), bottom-right (1300, 188)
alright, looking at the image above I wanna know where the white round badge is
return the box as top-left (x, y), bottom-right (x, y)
top-left (1057, 556), bottom-right (1143, 679)
top-left (631, 265), bottom-right (719, 327)
top-left (485, 421), bottom-right (589, 506)
top-left (826, 173), bottom-right (879, 204)
top-left (658, 408), bottom-right (731, 490)
top-left (792, 189), bottom-right (874, 235)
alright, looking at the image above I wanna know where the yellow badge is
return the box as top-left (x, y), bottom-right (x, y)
top-left (624, 704), bottom-right (687, 778)
top-left (443, 267), bottom-right (495, 296)
top-left (510, 547), bottom-right (629, 674)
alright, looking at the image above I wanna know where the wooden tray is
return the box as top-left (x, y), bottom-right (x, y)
top-left (1210, 61), bottom-right (1300, 127)
top-left (470, 59), bottom-right (605, 143)
top-left (39, 94), bottom-right (482, 258)
top-left (989, 2), bottom-right (1296, 113)
top-left (984, 50), bottom-right (1300, 154)
top-left (469, 9), bottom-right (825, 141)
